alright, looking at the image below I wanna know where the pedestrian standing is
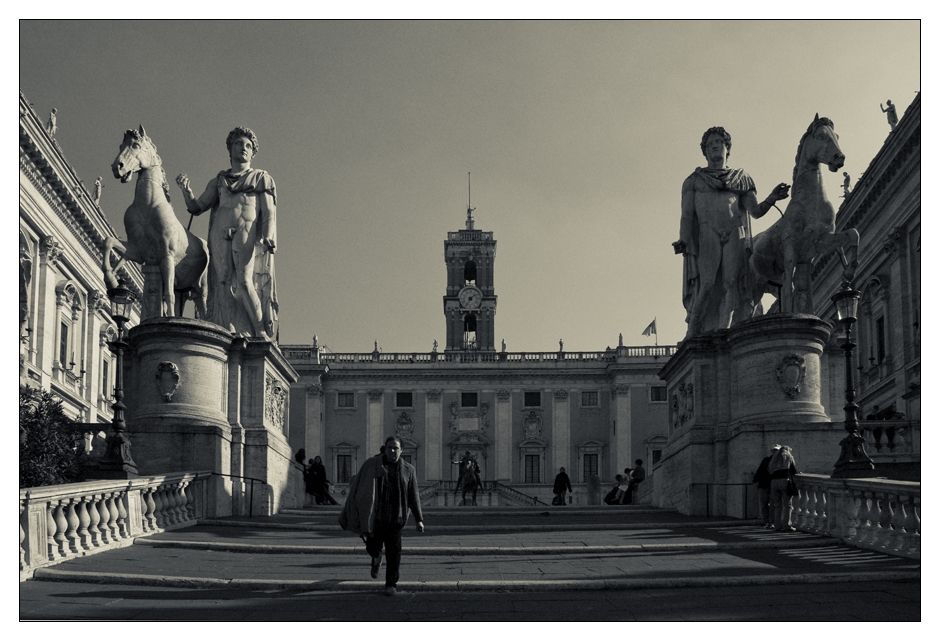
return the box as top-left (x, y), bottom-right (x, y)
top-left (339, 435), bottom-right (424, 596)
top-left (753, 446), bottom-right (779, 528)
top-left (768, 445), bottom-right (798, 532)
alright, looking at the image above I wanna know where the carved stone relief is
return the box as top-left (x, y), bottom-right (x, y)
top-left (156, 361), bottom-right (181, 402)
top-left (306, 383), bottom-right (323, 397)
top-left (396, 411), bottom-right (414, 438)
top-left (367, 389), bottom-right (384, 401)
top-left (554, 389), bottom-right (569, 400)
top-left (264, 374), bottom-right (287, 431)
top-left (40, 235), bottom-right (63, 267)
top-left (496, 388), bottom-right (511, 400)
top-left (523, 410), bottom-right (542, 439)
top-left (674, 381), bottom-right (694, 428)
top-left (426, 388), bottom-right (442, 401)
top-left (612, 384), bottom-right (630, 397)
top-left (775, 354), bottom-right (806, 398)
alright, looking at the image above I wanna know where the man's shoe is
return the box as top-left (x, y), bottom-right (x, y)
top-left (370, 552), bottom-right (383, 579)
top-left (385, 586), bottom-right (412, 597)
top-left (384, 586), bottom-right (396, 596)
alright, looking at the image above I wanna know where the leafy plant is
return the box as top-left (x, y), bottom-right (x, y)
top-left (19, 385), bottom-right (87, 488)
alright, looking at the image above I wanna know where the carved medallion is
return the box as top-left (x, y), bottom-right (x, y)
top-left (156, 361), bottom-right (181, 402)
top-left (776, 354), bottom-right (806, 398)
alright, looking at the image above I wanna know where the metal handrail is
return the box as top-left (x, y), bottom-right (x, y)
top-left (211, 472), bottom-right (268, 518)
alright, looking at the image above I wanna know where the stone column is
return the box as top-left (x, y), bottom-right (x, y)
top-left (612, 384), bottom-right (632, 475)
top-left (367, 389), bottom-right (384, 456)
top-left (495, 389), bottom-right (512, 480)
top-left (425, 389), bottom-right (442, 480)
top-left (552, 389), bottom-right (571, 473)
top-left (305, 381), bottom-right (325, 462)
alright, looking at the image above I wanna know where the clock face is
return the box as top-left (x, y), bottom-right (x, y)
top-left (459, 286), bottom-right (482, 309)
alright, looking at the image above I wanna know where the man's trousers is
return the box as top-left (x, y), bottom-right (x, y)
top-left (365, 522), bottom-right (403, 587)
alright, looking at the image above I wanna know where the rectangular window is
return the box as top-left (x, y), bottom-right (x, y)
top-left (461, 392), bottom-right (478, 407)
top-left (59, 322), bottom-right (69, 366)
top-left (396, 392), bottom-right (413, 408)
top-left (650, 386), bottom-right (668, 402)
top-left (581, 390), bottom-right (598, 407)
top-left (524, 391), bottom-right (541, 407)
top-left (337, 455), bottom-right (352, 483)
top-left (651, 449), bottom-right (662, 465)
top-left (101, 359), bottom-right (110, 396)
top-left (525, 455), bottom-right (540, 484)
top-left (583, 453), bottom-right (598, 482)
top-left (337, 392), bottom-right (355, 408)
top-left (876, 317), bottom-right (886, 363)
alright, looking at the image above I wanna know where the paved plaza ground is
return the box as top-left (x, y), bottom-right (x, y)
top-left (19, 505), bottom-right (921, 622)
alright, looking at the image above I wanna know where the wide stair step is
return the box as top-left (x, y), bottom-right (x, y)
top-left (30, 506), bottom-right (920, 592)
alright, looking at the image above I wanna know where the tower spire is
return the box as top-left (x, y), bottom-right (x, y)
top-left (466, 171), bottom-right (475, 230)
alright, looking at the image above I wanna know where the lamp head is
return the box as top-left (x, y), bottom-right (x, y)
top-left (107, 282), bottom-right (136, 325)
top-left (831, 284), bottom-right (860, 326)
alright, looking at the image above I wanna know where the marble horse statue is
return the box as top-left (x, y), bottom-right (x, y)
top-left (104, 126), bottom-right (208, 319)
top-left (749, 115), bottom-right (859, 314)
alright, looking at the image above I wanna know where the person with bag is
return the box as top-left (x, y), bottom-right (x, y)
top-left (753, 446), bottom-right (779, 529)
top-left (768, 445), bottom-right (798, 532)
top-left (553, 467), bottom-right (572, 505)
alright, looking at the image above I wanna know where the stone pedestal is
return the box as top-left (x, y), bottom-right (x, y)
top-left (124, 318), bottom-right (299, 517)
top-left (657, 314), bottom-right (845, 516)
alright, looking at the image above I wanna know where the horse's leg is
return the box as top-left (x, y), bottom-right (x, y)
top-left (160, 253), bottom-right (176, 317)
top-left (781, 238), bottom-right (798, 313)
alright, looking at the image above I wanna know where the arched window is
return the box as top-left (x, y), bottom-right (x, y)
top-left (463, 313), bottom-right (477, 350)
top-left (464, 260), bottom-right (477, 285)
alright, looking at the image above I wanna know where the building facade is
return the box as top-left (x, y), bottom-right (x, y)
top-left (812, 92), bottom-right (920, 470)
top-left (19, 92), bottom-right (143, 425)
top-left (283, 214), bottom-right (675, 499)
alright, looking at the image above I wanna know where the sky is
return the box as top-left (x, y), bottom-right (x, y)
top-left (18, 20), bottom-right (921, 354)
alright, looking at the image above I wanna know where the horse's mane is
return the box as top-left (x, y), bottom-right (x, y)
top-left (122, 129), bottom-right (172, 204)
top-left (792, 116), bottom-right (835, 183)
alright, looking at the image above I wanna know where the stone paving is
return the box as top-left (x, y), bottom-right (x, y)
top-left (20, 505), bottom-right (921, 621)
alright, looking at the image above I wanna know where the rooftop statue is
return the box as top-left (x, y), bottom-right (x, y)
top-left (881, 100), bottom-right (899, 130)
top-left (93, 176), bottom-right (103, 205)
top-left (750, 115), bottom-right (859, 314)
top-left (674, 127), bottom-right (790, 338)
top-left (45, 108), bottom-right (57, 136)
top-left (177, 127), bottom-right (278, 341)
top-left (103, 125), bottom-right (208, 319)
top-left (841, 171), bottom-right (851, 198)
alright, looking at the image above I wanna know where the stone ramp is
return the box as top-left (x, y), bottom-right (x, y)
top-left (29, 506), bottom-right (920, 593)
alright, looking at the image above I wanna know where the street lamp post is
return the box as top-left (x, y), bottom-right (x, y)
top-left (830, 283), bottom-right (875, 478)
top-left (97, 282), bottom-right (139, 478)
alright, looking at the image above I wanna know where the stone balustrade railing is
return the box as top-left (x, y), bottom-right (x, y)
top-left (792, 474), bottom-right (920, 559)
top-left (280, 346), bottom-right (677, 365)
top-left (19, 471), bottom-right (212, 580)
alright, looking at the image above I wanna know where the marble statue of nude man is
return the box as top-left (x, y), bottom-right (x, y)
top-left (673, 127), bottom-right (789, 338)
top-left (176, 127), bottom-right (278, 340)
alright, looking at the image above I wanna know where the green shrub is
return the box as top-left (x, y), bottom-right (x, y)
top-left (19, 385), bottom-right (87, 488)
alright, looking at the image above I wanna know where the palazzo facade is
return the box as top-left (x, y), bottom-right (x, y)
top-left (19, 92), bottom-right (143, 424)
top-left (283, 208), bottom-right (675, 494)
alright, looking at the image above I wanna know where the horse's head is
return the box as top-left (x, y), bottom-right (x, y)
top-left (795, 115), bottom-right (845, 179)
top-left (111, 124), bottom-right (162, 183)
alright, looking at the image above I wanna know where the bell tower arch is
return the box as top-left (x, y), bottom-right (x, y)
top-left (444, 200), bottom-right (497, 352)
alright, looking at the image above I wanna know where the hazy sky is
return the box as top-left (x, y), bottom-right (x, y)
top-left (19, 20), bottom-right (921, 353)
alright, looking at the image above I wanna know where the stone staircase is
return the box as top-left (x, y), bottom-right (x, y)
top-left (28, 505), bottom-right (920, 593)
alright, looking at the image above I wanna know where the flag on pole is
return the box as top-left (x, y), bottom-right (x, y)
top-left (642, 318), bottom-right (657, 337)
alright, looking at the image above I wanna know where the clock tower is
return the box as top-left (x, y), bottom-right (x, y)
top-left (444, 205), bottom-right (497, 351)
